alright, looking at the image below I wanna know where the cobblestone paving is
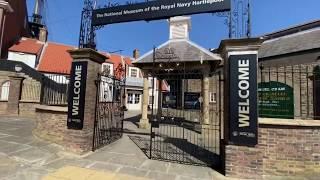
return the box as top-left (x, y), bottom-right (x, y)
top-left (0, 114), bottom-right (228, 180)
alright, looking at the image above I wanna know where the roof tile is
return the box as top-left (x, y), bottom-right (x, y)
top-left (37, 42), bottom-right (74, 74)
top-left (9, 38), bottom-right (44, 56)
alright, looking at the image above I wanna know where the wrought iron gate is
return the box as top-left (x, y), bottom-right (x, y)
top-left (149, 71), bottom-right (223, 167)
top-left (93, 72), bottom-right (125, 151)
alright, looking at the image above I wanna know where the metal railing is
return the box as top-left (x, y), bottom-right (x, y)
top-left (0, 60), bottom-right (44, 82)
top-left (258, 64), bottom-right (320, 120)
top-left (40, 74), bottom-right (69, 106)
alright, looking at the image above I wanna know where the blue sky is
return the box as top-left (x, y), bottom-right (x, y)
top-left (27, 0), bottom-right (320, 57)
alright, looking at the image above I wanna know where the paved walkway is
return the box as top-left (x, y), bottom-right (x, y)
top-left (0, 113), bottom-right (227, 180)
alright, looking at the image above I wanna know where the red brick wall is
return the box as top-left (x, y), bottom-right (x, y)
top-left (19, 101), bottom-right (39, 117)
top-left (225, 123), bottom-right (320, 179)
top-left (2, 0), bottom-right (30, 58)
top-left (225, 145), bottom-right (263, 179)
top-left (34, 106), bottom-right (94, 154)
top-left (34, 107), bottom-right (67, 146)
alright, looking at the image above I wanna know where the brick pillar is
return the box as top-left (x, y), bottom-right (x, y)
top-left (64, 48), bottom-right (105, 154)
top-left (7, 75), bottom-right (24, 115)
top-left (140, 72), bottom-right (150, 129)
top-left (218, 38), bottom-right (263, 177)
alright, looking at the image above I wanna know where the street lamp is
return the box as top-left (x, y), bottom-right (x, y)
top-left (14, 64), bottom-right (23, 73)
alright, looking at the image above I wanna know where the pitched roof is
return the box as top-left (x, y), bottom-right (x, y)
top-left (9, 38), bottom-right (44, 56)
top-left (133, 39), bottom-right (222, 64)
top-left (8, 38), bottom-right (133, 74)
top-left (262, 19), bottom-right (320, 40)
top-left (259, 27), bottom-right (320, 59)
top-left (37, 45), bottom-right (132, 74)
top-left (37, 42), bottom-right (75, 74)
top-left (106, 54), bottom-right (132, 66)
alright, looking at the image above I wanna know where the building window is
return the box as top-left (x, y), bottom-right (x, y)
top-left (149, 77), bottom-right (154, 87)
top-left (102, 63), bottom-right (113, 75)
top-left (128, 93), bottom-right (133, 104)
top-left (0, 81), bottom-right (10, 101)
top-left (210, 92), bottom-right (217, 103)
top-left (100, 82), bottom-right (113, 102)
top-left (128, 93), bottom-right (140, 104)
top-left (134, 94), bottom-right (140, 104)
top-left (149, 96), bottom-right (154, 105)
top-left (129, 67), bottom-right (139, 78)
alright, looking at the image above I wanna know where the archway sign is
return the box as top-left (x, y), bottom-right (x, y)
top-left (92, 0), bottom-right (231, 26)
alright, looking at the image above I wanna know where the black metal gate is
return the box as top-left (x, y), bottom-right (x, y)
top-left (93, 72), bottom-right (125, 151)
top-left (149, 70), bottom-right (223, 167)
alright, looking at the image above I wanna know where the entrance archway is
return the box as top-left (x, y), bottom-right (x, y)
top-left (71, 0), bottom-right (255, 171)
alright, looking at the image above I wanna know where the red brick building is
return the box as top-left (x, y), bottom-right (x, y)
top-left (0, 0), bottom-right (30, 58)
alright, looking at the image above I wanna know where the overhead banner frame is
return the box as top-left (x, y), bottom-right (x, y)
top-left (92, 0), bottom-right (231, 26)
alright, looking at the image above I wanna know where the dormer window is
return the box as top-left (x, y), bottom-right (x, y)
top-left (129, 67), bottom-right (139, 78)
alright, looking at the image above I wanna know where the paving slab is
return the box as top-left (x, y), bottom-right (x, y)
top-left (39, 144), bottom-right (64, 154)
top-left (5, 129), bottom-right (33, 137)
top-left (0, 135), bottom-right (34, 144)
top-left (118, 166), bottom-right (149, 177)
top-left (146, 171), bottom-right (177, 180)
top-left (43, 166), bottom-right (151, 180)
top-left (168, 163), bottom-right (213, 179)
top-left (140, 159), bottom-right (170, 173)
top-left (85, 151), bottom-right (120, 162)
top-left (103, 136), bottom-right (148, 157)
top-left (0, 141), bottom-right (31, 154)
top-left (10, 147), bottom-right (58, 166)
top-left (0, 154), bottom-right (20, 179)
top-left (4, 167), bottom-right (49, 180)
top-left (114, 174), bottom-right (150, 180)
top-left (0, 134), bottom-right (10, 138)
top-left (45, 158), bottom-right (93, 170)
top-left (175, 176), bottom-right (197, 180)
top-left (27, 140), bottom-right (51, 148)
top-left (108, 153), bottom-right (147, 168)
top-left (87, 162), bottom-right (121, 172)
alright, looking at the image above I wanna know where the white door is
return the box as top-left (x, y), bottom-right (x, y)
top-left (127, 93), bottom-right (141, 111)
top-left (0, 81), bottom-right (10, 101)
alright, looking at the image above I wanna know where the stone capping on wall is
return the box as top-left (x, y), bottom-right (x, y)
top-left (20, 100), bottom-right (40, 103)
top-left (35, 104), bottom-right (67, 112)
top-left (259, 118), bottom-right (320, 127)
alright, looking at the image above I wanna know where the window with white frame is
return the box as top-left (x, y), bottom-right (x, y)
top-left (0, 81), bottom-right (10, 101)
top-left (210, 92), bottom-right (217, 103)
top-left (134, 94), bottom-right (140, 104)
top-left (102, 63), bottom-right (113, 75)
top-left (100, 82), bottom-right (113, 102)
top-left (127, 93), bottom-right (140, 104)
top-left (129, 67), bottom-right (139, 78)
top-left (127, 93), bottom-right (133, 104)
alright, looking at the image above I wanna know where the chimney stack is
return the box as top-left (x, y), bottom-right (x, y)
top-left (39, 27), bottom-right (48, 42)
top-left (133, 49), bottom-right (140, 59)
